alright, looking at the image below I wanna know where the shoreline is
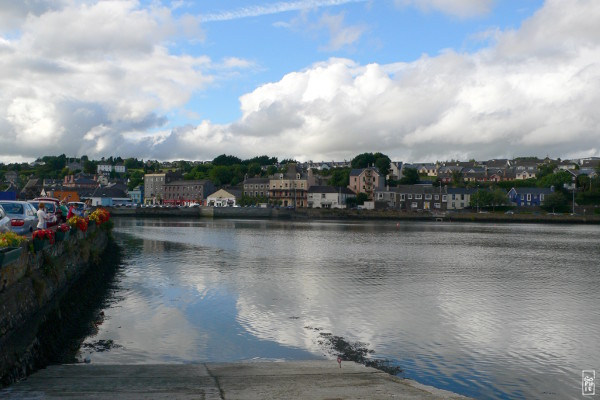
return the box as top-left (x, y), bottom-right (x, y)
top-left (108, 205), bottom-right (600, 224)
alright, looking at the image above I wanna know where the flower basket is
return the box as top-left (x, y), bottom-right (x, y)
top-left (33, 238), bottom-right (50, 252)
top-left (55, 230), bottom-right (70, 242)
top-left (32, 229), bottom-right (55, 252)
top-left (0, 247), bottom-right (22, 267)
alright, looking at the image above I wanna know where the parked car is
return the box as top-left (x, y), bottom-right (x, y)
top-left (0, 205), bottom-right (11, 233)
top-left (29, 200), bottom-right (60, 227)
top-left (0, 201), bottom-right (38, 234)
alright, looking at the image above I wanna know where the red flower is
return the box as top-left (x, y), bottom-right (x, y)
top-left (33, 229), bottom-right (55, 244)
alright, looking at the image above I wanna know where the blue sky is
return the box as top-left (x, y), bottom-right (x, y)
top-left (181, 0), bottom-right (543, 124)
top-left (1, 0), bottom-right (598, 163)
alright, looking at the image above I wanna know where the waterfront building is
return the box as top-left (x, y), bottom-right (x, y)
top-left (243, 177), bottom-right (270, 198)
top-left (128, 185), bottom-right (143, 204)
top-left (507, 187), bottom-right (553, 207)
top-left (376, 185), bottom-right (447, 211)
top-left (307, 186), bottom-right (355, 209)
top-left (207, 188), bottom-right (240, 207)
top-left (348, 167), bottom-right (384, 200)
top-left (269, 163), bottom-right (317, 208)
top-left (446, 187), bottom-right (478, 210)
top-left (163, 180), bottom-right (215, 206)
top-left (143, 171), bottom-right (181, 204)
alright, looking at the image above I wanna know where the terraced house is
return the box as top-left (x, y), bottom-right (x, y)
top-left (376, 185), bottom-right (447, 211)
top-left (242, 177), bottom-right (270, 199)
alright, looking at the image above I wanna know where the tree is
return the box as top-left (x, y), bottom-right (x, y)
top-left (399, 168), bottom-right (419, 185)
top-left (470, 190), bottom-right (493, 209)
top-left (537, 170), bottom-right (573, 189)
top-left (537, 163), bottom-right (556, 179)
top-left (542, 191), bottom-right (569, 213)
top-left (356, 193), bottom-right (369, 205)
top-left (213, 154), bottom-right (242, 166)
top-left (246, 162), bottom-right (262, 177)
top-left (451, 170), bottom-right (464, 186)
top-left (328, 168), bottom-right (351, 187)
top-left (350, 152), bottom-right (391, 178)
top-left (351, 153), bottom-right (376, 169)
top-left (128, 170), bottom-right (144, 191)
top-left (83, 160), bottom-right (97, 174)
top-left (577, 174), bottom-right (591, 191)
top-left (266, 165), bottom-right (278, 176)
top-left (209, 166), bottom-right (234, 186)
top-left (490, 189), bottom-right (508, 211)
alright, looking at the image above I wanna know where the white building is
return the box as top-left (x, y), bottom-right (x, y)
top-left (307, 186), bottom-right (356, 209)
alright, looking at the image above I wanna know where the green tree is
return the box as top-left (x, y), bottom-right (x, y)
top-left (83, 160), bottom-right (97, 174)
top-left (213, 154), bottom-right (242, 166)
top-left (577, 174), bottom-right (591, 191)
top-left (490, 189), bottom-right (508, 211)
top-left (128, 170), bottom-right (144, 191)
top-left (537, 170), bottom-right (573, 189)
top-left (537, 163), bottom-right (556, 179)
top-left (399, 168), bottom-right (419, 185)
top-left (542, 191), bottom-right (569, 213)
top-left (451, 170), bottom-right (464, 186)
top-left (470, 190), bottom-right (493, 209)
top-left (209, 166), bottom-right (234, 186)
top-left (328, 168), bottom-right (351, 187)
top-left (246, 162), bottom-right (262, 177)
top-left (266, 165), bottom-right (278, 176)
top-left (356, 192), bottom-right (369, 205)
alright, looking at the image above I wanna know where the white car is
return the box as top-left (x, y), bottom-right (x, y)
top-left (0, 205), bottom-right (11, 233)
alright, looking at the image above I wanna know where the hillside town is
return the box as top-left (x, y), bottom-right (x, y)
top-left (1, 154), bottom-right (600, 214)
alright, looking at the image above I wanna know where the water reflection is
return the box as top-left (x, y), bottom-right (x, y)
top-left (82, 218), bottom-right (600, 399)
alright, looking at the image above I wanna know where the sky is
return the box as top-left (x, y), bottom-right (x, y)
top-left (0, 0), bottom-right (599, 164)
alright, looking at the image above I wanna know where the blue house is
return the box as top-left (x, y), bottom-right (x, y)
top-left (507, 187), bottom-right (553, 207)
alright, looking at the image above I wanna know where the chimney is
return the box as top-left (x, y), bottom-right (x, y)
top-left (70, 175), bottom-right (74, 183)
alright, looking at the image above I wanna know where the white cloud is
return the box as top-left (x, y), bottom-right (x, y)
top-left (318, 12), bottom-right (368, 50)
top-left (133, 0), bottom-right (600, 162)
top-left (1, 0), bottom-right (600, 163)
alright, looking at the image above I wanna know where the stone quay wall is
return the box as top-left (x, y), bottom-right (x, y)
top-left (0, 225), bottom-right (111, 386)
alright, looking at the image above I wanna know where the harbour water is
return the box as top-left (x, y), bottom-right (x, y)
top-left (81, 218), bottom-right (600, 399)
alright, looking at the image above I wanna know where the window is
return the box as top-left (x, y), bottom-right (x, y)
top-left (540, 194), bottom-right (545, 201)
top-left (411, 202), bottom-right (418, 208)
top-left (452, 194), bottom-right (456, 200)
top-left (378, 193), bottom-right (383, 199)
top-left (415, 194), bottom-right (422, 199)
top-left (527, 194), bottom-right (531, 201)
top-left (425, 194), bottom-right (432, 200)
top-left (434, 203), bottom-right (440, 208)
top-left (434, 195), bottom-right (439, 200)
top-left (408, 194), bottom-right (412, 199)
top-left (400, 194), bottom-right (405, 200)
top-left (321, 194), bottom-right (326, 198)
top-left (442, 195), bottom-right (447, 201)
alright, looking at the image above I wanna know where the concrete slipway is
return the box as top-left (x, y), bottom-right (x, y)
top-left (1, 361), bottom-right (470, 399)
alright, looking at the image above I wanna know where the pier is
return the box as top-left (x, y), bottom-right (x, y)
top-left (1, 361), bottom-right (469, 399)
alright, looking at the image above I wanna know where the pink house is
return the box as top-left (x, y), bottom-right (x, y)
top-left (348, 167), bottom-right (384, 200)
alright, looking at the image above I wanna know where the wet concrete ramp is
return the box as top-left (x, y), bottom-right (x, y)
top-left (1, 361), bottom-right (469, 399)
